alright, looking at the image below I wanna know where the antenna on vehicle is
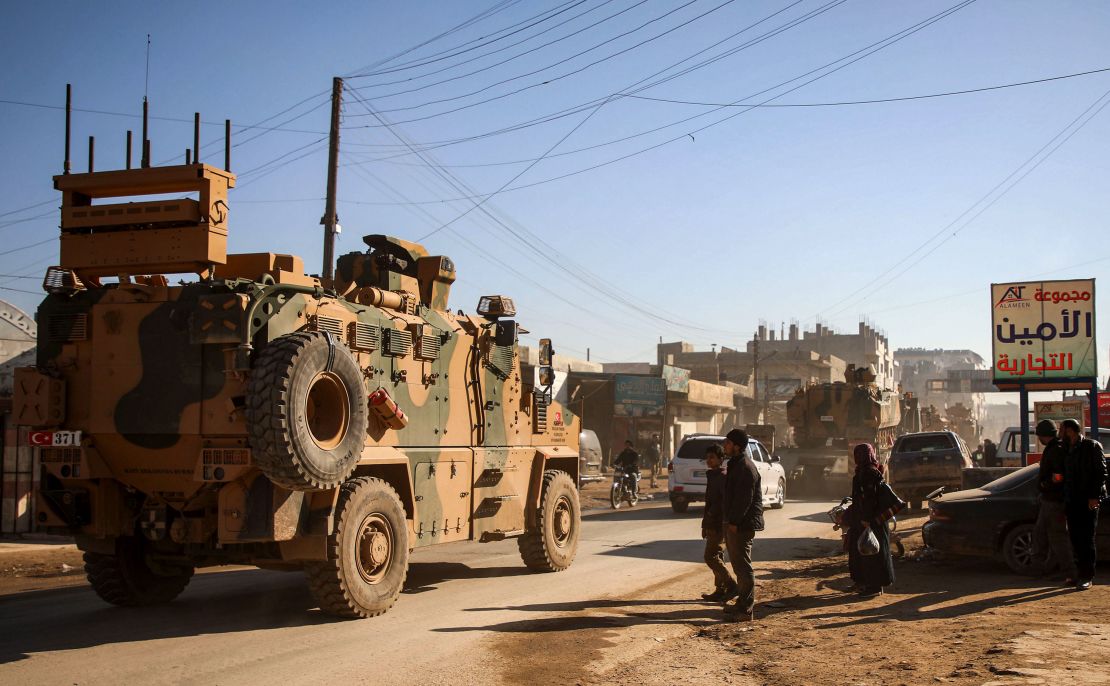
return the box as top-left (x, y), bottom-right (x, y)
top-left (141, 33), bottom-right (151, 168)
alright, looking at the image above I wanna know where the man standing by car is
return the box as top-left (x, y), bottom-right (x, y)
top-left (983, 438), bottom-right (999, 467)
top-left (721, 428), bottom-right (763, 620)
top-left (645, 434), bottom-right (662, 488)
top-left (1059, 419), bottom-right (1107, 590)
top-left (1032, 419), bottom-right (1075, 583)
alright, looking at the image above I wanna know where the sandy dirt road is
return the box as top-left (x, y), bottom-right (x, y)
top-left (3, 499), bottom-right (1107, 686)
top-left (0, 498), bottom-right (830, 685)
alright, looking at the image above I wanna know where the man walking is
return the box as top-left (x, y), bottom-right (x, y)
top-left (721, 428), bottom-right (764, 620)
top-left (700, 444), bottom-right (738, 602)
top-left (1059, 419), bottom-right (1107, 590)
top-left (1032, 420), bottom-right (1075, 582)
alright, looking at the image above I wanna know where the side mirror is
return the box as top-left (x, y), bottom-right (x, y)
top-left (538, 338), bottom-right (554, 366)
top-left (538, 365), bottom-right (555, 387)
top-left (495, 320), bottom-right (517, 347)
top-left (771, 454), bottom-right (781, 463)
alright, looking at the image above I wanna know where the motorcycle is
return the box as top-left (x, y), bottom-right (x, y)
top-left (610, 467), bottom-right (640, 509)
top-left (828, 496), bottom-right (905, 558)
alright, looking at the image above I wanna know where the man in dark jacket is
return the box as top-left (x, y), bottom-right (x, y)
top-left (1059, 419), bottom-right (1107, 590)
top-left (721, 428), bottom-right (764, 619)
top-left (701, 444), bottom-right (737, 601)
top-left (983, 439), bottom-right (999, 467)
top-left (1033, 419), bottom-right (1075, 582)
top-left (614, 440), bottom-right (641, 496)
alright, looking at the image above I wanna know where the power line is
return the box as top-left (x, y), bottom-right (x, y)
top-left (0, 239), bottom-right (53, 257)
top-left (348, 0), bottom-right (591, 78)
top-left (0, 198), bottom-right (55, 219)
top-left (348, 0), bottom-right (739, 123)
top-left (342, 0), bottom-right (978, 207)
top-left (621, 66), bottom-right (1110, 108)
top-left (351, 0), bottom-right (641, 98)
top-left (820, 83), bottom-right (1110, 320)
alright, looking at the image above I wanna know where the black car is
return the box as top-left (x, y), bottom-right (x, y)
top-left (922, 465), bottom-right (1110, 575)
top-left (888, 431), bottom-right (973, 510)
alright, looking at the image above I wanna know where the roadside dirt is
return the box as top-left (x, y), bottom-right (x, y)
top-left (492, 513), bottom-right (1110, 685)
top-left (579, 469), bottom-right (669, 511)
top-left (0, 541), bottom-right (86, 595)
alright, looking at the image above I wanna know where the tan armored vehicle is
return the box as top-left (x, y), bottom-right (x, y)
top-left (14, 108), bottom-right (581, 618)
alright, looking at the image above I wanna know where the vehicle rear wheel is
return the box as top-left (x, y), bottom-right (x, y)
top-left (305, 477), bottom-right (410, 618)
top-left (519, 470), bottom-right (580, 572)
top-left (247, 331), bottom-right (369, 491)
top-left (84, 536), bottom-right (194, 607)
top-left (770, 478), bottom-right (786, 509)
top-left (670, 500), bottom-right (689, 514)
top-left (1002, 523), bottom-right (1045, 576)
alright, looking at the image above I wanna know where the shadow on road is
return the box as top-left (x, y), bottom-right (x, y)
top-left (404, 562), bottom-right (531, 594)
top-left (595, 536), bottom-right (841, 564)
top-left (0, 569), bottom-right (331, 664)
top-left (433, 597), bottom-right (722, 634)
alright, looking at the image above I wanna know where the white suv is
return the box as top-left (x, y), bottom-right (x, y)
top-left (667, 434), bottom-right (786, 514)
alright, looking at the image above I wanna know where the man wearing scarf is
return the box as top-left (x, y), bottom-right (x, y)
top-left (846, 443), bottom-right (895, 596)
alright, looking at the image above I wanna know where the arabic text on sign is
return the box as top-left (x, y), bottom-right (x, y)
top-left (995, 310), bottom-right (1092, 345)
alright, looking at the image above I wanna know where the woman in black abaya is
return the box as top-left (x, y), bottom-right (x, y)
top-left (847, 442), bottom-right (895, 597)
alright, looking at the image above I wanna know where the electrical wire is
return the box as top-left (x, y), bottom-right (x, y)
top-left (348, 0), bottom-right (739, 122)
top-left (820, 83), bottom-right (1110, 320)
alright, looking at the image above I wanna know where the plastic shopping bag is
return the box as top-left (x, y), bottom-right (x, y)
top-left (857, 527), bottom-right (880, 556)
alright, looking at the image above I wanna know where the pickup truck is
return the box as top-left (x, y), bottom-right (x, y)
top-left (887, 431), bottom-right (973, 510)
top-left (996, 426), bottom-right (1110, 467)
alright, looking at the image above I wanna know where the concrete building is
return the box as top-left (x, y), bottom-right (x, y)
top-left (752, 321), bottom-right (896, 391)
top-left (895, 348), bottom-right (988, 435)
top-left (0, 300), bottom-right (37, 535)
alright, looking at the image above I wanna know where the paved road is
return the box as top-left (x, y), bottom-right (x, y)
top-left (0, 498), bottom-right (834, 685)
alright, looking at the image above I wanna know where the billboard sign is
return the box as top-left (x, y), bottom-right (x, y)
top-left (613, 375), bottom-right (666, 417)
top-left (661, 365), bottom-right (690, 393)
top-left (1033, 400), bottom-right (1085, 426)
top-left (991, 279), bottom-right (1097, 382)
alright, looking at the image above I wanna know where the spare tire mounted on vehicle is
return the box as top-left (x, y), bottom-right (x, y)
top-left (247, 331), bottom-right (368, 491)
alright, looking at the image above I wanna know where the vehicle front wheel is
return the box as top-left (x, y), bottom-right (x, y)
top-left (519, 470), bottom-right (581, 571)
top-left (610, 483), bottom-right (623, 510)
top-left (1002, 523), bottom-right (1045, 576)
top-left (670, 500), bottom-right (689, 514)
top-left (770, 478), bottom-right (786, 509)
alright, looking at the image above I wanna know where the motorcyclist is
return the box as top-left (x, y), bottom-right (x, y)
top-left (614, 440), bottom-right (641, 496)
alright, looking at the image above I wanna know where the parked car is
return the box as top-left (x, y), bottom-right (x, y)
top-left (578, 429), bottom-right (604, 486)
top-left (923, 464), bottom-right (1110, 575)
top-left (887, 431), bottom-right (973, 510)
top-left (667, 433), bottom-right (786, 514)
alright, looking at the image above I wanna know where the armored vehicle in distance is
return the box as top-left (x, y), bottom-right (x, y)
top-left (14, 105), bottom-right (581, 618)
top-left (786, 365), bottom-right (903, 450)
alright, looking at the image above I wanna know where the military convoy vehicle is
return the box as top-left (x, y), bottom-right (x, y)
top-left (783, 365), bottom-right (906, 495)
top-left (785, 365), bottom-right (903, 450)
top-left (13, 105), bottom-right (581, 618)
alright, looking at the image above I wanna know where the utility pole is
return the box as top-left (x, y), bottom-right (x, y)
top-left (321, 77), bottom-right (343, 281)
top-left (751, 332), bottom-right (759, 423)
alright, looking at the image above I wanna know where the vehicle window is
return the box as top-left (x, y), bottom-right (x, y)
top-left (676, 438), bottom-right (722, 461)
top-left (746, 443), bottom-right (762, 463)
top-left (755, 443), bottom-right (770, 462)
top-left (895, 434), bottom-right (956, 452)
top-left (1005, 431), bottom-right (1023, 453)
top-left (980, 464), bottom-right (1038, 493)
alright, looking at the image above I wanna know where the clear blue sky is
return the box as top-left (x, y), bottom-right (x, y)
top-left (1, 1), bottom-right (1107, 383)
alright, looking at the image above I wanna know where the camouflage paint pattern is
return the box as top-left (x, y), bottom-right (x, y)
top-left (16, 166), bottom-right (579, 565)
top-left (786, 365), bottom-right (902, 449)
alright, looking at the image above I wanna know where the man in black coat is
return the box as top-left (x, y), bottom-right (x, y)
top-left (1059, 419), bottom-right (1107, 590)
top-left (701, 444), bottom-right (737, 601)
top-left (721, 428), bottom-right (764, 619)
top-left (1032, 419), bottom-right (1075, 582)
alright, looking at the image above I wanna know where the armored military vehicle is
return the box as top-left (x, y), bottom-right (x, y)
top-left (785, 365), bottom-right (903, 450)
top-left (13, 104), bottom-right (581, 618)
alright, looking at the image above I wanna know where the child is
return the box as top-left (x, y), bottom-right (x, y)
top-left (701, 444), bottom-right (738, 601)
